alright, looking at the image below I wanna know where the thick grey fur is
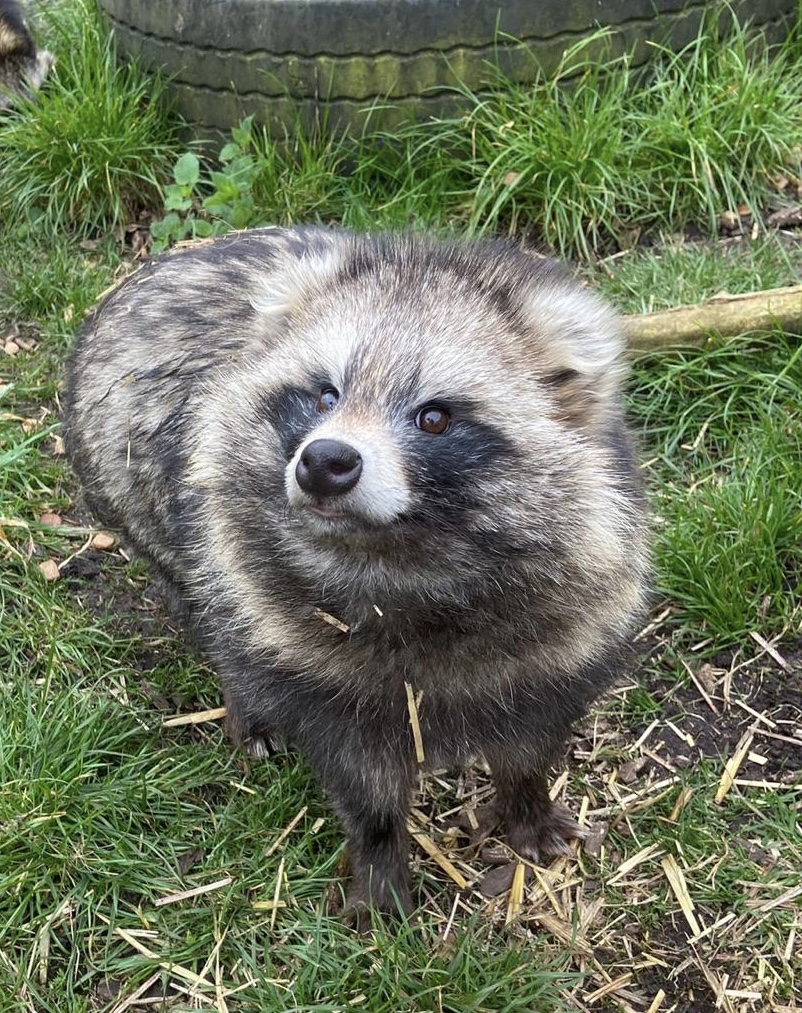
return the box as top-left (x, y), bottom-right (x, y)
top-left (63, 227), bottom-right (649, 923)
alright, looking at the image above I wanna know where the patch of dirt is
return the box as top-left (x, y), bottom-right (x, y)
top-left (633, 641), bottom-right (802, 783)
top-left (402, 630), bottom-right (801, 1012)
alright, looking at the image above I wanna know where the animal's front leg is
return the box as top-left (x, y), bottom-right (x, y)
top-left (222, 680), bottom-right (281, 758)
top-left (313, 740), bottom-right (416, 928)
top-left (487, 751), bottom-right (587, 863)
top-left (221, 662), bottom-right (415, 926)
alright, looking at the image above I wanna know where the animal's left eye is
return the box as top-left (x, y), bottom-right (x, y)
top-left (317, 387), bottom-right (340, 413)
top-left (415, 405), bottom-right (451, 435)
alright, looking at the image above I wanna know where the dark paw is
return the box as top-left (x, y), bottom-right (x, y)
top-left (506, 802), bottom-right (588, 864)
top-left (341, 897), bottom-right (375, 933)
top-left (241, 732), bottom-right (281, 759)
top-left (223, 695), bottom-right (280, 758)
top-left (341, 886), bottom-right (413, 933)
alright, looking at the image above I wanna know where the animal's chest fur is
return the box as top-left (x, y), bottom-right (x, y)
top-left (252, 604), bottom-right (555, 738)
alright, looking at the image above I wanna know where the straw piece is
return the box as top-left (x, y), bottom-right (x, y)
top-left (661, 855), bottom-right (702, 937)
top-left (314, 608), bottom-right (350, 633)
top-left (404, 682), bottom-right (425, 764)
top-left (715, 727), bottom-right (755, 803)
top-left (114, 927), bottom-right (215, 990)
top-left (154, 877), bottom-right (233, 908)
top-left (163, 707), bottom-right (227, 728)
top-left (505, 863), bottom-right (526, 925)
top-left (109, 971), bottom-right (163, 1013)
top-left (748, 630), bottom-right (792, 672)
top-left (668, 787), bottom-right (693, 823)
top-left (608, 843), bottom-right (663, 885)
top-left (645, 989), bottom-right (667, 1013)
top-left (746, 883), bottom-right (802, 914)
top-left (264, 806), bottom-right (308, 859)
top-left (584, 974), bottom-right (633, 1002)
top-left (406, 822), bottom-right (468, 889)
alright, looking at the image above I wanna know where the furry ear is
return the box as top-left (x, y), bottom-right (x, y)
top-left (0, 0), bottom-right (54, 110)
top-left (249, 246), bottom-right (345, 319)
top-left (526, 282), bottom-right (629, 427)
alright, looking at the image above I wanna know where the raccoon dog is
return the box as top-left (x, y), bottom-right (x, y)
top-left (64, 227), bottom-right (649, 924)
top-left (0, 0), bottom-right (53, 110)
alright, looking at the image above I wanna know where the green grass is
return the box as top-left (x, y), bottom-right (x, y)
top-left (3, 0), bottom-right (801, 254)
top-left (451, 34), bottom-right (645, 257)
top-left (0, 0), bottom-right (182, 235)
top-left (630, 333), bottom-right (802, 646)
top-left (591, 235), bottom-right (802, 314)
top-left (455, 7), bottom-right (802, 254)
top-left (1, 0), bottom-right (801, 1009)
top-left (139, 7), bottom-right (802, 258)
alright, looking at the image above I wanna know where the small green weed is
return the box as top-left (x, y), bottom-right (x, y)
top-left (150, 119), bottom-right (265, 251)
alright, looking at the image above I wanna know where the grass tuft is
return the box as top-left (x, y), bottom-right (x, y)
top-left (405, 6), bottom-right (802, 257)
top-left (629, 6), bottom-right (802, 235)
top-left (456, 33), bottom-right (643, 257)
top-left (0, 0), bottom-right (182, 234)
top-left (630, 332), bottom-right (802, 646)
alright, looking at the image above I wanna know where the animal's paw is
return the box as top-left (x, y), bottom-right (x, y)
top-left (223, 696), bottom-right (281, 758)
top-left (241, 732), bottom-right (281, 759)
top-left (341, 897), bottom-right (375, 934)
top-left (341, 894), bottom-right (416, 934)
top-left (506, 802), bottom-right (588, 864)
top-left (340, 879), bottom-right (414, 933)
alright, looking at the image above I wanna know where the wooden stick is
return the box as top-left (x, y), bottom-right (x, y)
top-left (162, 706), bottom-right (227, 728)
top-left (622, 284), bottom-right (802, 353)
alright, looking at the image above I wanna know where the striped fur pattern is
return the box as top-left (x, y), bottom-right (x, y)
top-left (64, 227), bottom-right (649, 923)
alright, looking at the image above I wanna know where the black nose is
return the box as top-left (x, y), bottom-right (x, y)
top-left (295, 439), bottom-right (363, 498)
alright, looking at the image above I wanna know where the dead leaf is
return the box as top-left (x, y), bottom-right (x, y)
top-left (38, 559), bottom-right (60, 581)
top-left (618, 756), bottom-right (648, 784)
top-left (582, 821), bottom-right (609, 857)
top-left (91, 532), bottom-right (117, 551)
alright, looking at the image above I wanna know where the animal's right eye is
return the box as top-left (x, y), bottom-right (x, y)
top-left (317, 387), bottom-right (340, 413)
top-left (415, 404), bottom-right (451, 435)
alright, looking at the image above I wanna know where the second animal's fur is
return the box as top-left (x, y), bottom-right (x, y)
top-left (0, 0), bottom-right (52, 109)
top-left (64, 228), bottom-right (649, 923)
